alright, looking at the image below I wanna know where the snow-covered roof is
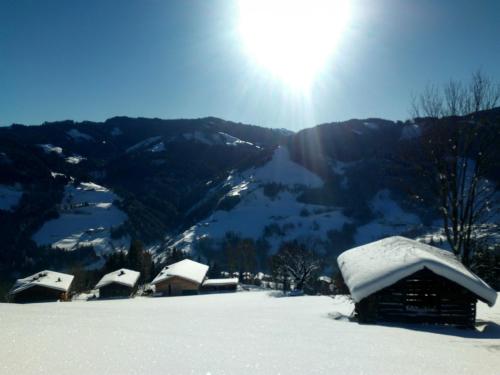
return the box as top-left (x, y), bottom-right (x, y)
top-left (9, 270), bottom-right (74, 295)
top-left (151, 259), bottom-right (209, 285)
top-left (337, 236), bottom-right (497, 306)
top-left (95, 268), bottom-right (140, 289)
top-left (202, 278), bottom-right (239, 286)
top-left (318, 276), bottom-right (332, 283)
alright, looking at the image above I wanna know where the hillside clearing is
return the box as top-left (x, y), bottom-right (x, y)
top-left (1, 291), bottom-right (499, 375)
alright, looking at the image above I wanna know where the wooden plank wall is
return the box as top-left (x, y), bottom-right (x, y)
top-left (356, 268), bottom-right (477, 328)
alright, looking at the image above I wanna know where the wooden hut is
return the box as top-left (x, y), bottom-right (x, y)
top-left (337, 236), bottom-right (497, 328)
top-left (201, 278), bottom-right (239, 293)
top-left (95, 268), bottom-right (140, 299)
top-left (151, 259), bottom-right (209, 296)
top-left (8, 270), bottom-right (74, 303)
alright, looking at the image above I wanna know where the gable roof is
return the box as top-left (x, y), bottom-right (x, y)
top-left (337, 236), bottom-right (497, 306)
top-left (9, 270), bottom-right (74, 295)
top-left (95, 268), bottom-right (140, 289)
top-left (151, 259), bottom-right (209, 285)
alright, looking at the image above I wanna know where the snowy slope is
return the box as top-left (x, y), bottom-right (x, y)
top-left (32, 182), bottom-right (128, 255)
top-left (170, 146), bottom-right (347, 255)
top-left (0, 184), bottom-right (23, 211)
top-left (354, 189), bottom-right (421, 244)
top-left (0, 291), bottom-right (498, 375)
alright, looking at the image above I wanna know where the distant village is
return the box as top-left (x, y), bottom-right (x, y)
top-left (6, 236), bottom-right (497, 329)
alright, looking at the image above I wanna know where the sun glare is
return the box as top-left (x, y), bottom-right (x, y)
top-left (238, 0), bottom-right (351, 90)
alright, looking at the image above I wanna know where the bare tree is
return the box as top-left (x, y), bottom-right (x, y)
top-left (271, 241), bottom-right (321, 291)
top-left (410, 71), bottom-right (500, 266)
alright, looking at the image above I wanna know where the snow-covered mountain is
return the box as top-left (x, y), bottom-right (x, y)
top-left (0, 113), bottom-right (498, 273)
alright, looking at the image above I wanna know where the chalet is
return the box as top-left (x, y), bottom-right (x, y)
top-left (95, 268), bottom-right (140, 299)
top-left (337, 236), bottom-right (497, 328)
top-left (151, 259), bottom-right (209, 296)
top-left (8, 270), bottom-right (74, 303)
top-left (201, 278), bottom-right (239, 293)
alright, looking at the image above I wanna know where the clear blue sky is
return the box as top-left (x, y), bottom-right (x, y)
top-left (1, 0), bottom-right (499, 130)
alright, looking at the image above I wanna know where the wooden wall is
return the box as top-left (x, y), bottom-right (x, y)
top-left (355, 268), bottom-right (477, 328)
top-left (201, 283), bottom-right (237, 293)
top-left (99, 283), bottom-right (135, 299)
top-left (154, 276), bottom-right (200, 296)
top-left (10, 285), bottom-right (66, 303)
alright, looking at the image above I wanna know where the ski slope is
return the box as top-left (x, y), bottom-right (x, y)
top-left (0, 291), bottom-right (498, 375)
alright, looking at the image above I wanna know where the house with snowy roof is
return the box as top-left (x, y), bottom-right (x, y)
top-left (8, 270), bottom-right (74, 303)
top-left (201, 278), bottom-right (239, 293)
top-left (95, 268), bottom-right (140, 298)
top-left (337, 236), bottom-right (497, 327)
top-left (151, 259), bottom-right (209, 296)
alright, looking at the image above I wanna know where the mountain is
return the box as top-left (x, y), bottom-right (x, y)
top-left (0, 113), bottom-right (498, 276)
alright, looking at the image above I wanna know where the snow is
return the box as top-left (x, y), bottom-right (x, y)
top-left (203, 278), bottom-right (239, 286)
top-left (9, 270), bottom-right (74, 295)
top-left (32, 181), bottom-right (128, 255)
top-left (0, 291), bottom-right (499, 375)
top-left (354, 189), bottom-right (421, 245)
top-left (38, 144), bottom-right (63, 154)
top-left (0, 184), bottom-right (23, 211)
top-left (217, 132), bottom-right (254, 146)
top-left (400, 124), bottom-right (422, 140)
top-left (170, 147), bottom-right (346, 255)
top-left (337, 236), bottom-right (497, 306)
top-left (363, 121), bottom-right (379, 130)
top-left (126, 136), bottom-right (162, 153)
top-left (111, 127), bottom-right (123, 136)
top-left (95, 268), bottom-right (140, 289)
top-left (246, 146), bottom-right (323, 188)
top-left (67, 128), bottom-right (94, 141)
top-left (149, 142), bottom-right (166, 152)
top-left (152, 259), bottom-right (209, 285)
top-left (65, 155), bottom-right (86, 164)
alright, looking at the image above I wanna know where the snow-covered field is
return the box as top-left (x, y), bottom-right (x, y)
top-left (1, 291), bottom-right (498, 375)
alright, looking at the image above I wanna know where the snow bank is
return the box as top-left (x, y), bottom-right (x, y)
top-left (95, 268), bottom-right (140, 289)
top-left (338, 236), bottom-right (497, 306)
top-left (152, 259), bottom-right (209, 285)
top-left (0, 184), bottom-right (23, 211)
top-left (9, 270), bottom-right (74, 295)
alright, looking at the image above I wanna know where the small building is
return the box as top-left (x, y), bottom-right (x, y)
top-left (151, 259), bottom-right (209, 296)
top-left (95, 268), bottom-right (140, 299)
top-left (337, 236), bottom-right (497, 328)
top-left (8, 270), bottom-right (74, 303)
top-left (201, 278), bottom-right (239, 293)
top-left (315, 276), bottom-right (333, 295)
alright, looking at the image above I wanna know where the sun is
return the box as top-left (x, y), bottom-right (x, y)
top-left (238, 0), bottom-right (351, 90)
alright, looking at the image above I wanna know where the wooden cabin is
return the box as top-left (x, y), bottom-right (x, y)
top-left (151, 259), bottom-right (209, 296)
top-left (95, 268), bottom-right (140, 299)
top-left (201, 278), bottom-right (239, 293)
top-left (337, 236), bottom-right (497, 328)
top-left (8, 270), bottom-right (74, 303)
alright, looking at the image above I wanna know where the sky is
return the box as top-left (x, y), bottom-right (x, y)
top-left (1, 0), bottom-right (499, 130)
